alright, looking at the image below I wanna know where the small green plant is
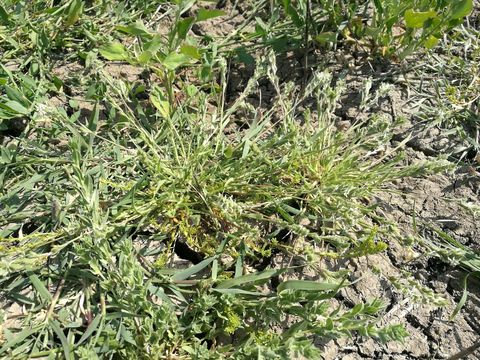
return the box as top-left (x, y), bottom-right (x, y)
top-left (0, 67), bottom-right (40, 130)
top-left (241, 0), bottom-right (474, 59)
top-left (99, 2), bottom-right (226, 112)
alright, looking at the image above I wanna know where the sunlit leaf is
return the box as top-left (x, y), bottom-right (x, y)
top-left (64, 0), bottom-right (84, 27)
top-left (99, 42), bottom-right (129, 61)
top-left (196, 9), bottom-right (226, 22)
top-left (451, 0), bottom-right (473, 19)
top-left (162, 52), bottom-right (191, 70)
top-left (404, 9), bottom-right (437, 28)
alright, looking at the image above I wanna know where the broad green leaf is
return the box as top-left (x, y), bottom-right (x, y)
top-left (451, 0), bottom-right (473, 19)
top-left (399, 42), bottom-right (415, 59)
top-left (162, 52), bottom-right (191, 70)
top-left (176, 17), bottom-right (195, 41)
top-left (137, 51), bottom-right (153, 64)
top-left (270, 36), bottom-right (289, 52)
top-left (116, 22), bottom-right (150, 37)
top-left (52, 76), bottom-right (64, 90)
top-left (180, 44), bottom-right (201, 60)
top-left (315, 32), bottom-right (336, 44)
top-left (196, 9), bottom-right (226, 22)
top-left (448, 18), bottom-right (463, 28)
top-left (178, 0), bottom-right (196, 15)
top-left (255, 17), bottom-right (268, 36)
top-left (277, 280), bottom-right (343, 293)
top-left (99, 42), bottom-right (129, 61)
top-left (234, 47), bottom-right (255, 65)
top-left (282, 0), bottom-right (303, 27)
top-left (0, 5), bottom-right (9, 25)
top-left (404, 9), bottom-right (437, 28)
top-left (64, 0), bottom-right (83, 27)
top-left (4, 86), bottom-right (27, 105)
top-left (171, 256), bottom-right (216, 281)
top-left (423, 35), bottom-right (439, 49)
top-left (144, 35), bottom-right (164, 54)
top-left (150, 91), bottom-right (170, 118)
top-left (216, 268), bottom-right (287, 289)
top-left (3, 100), bottom-right (29, 115)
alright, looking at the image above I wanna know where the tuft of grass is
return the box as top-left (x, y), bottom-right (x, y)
top-left (1, 50), bottom-right (425, 356)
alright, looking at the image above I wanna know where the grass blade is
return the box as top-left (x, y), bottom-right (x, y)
top-left (216, 269), bottom-right (287, 289)
top-left (27, 272), bottom-right (52, 304)
top-left (49, 320), bottom-right (72, 360)
top-left (171, 256), bottom-right (216, 282)
top-left (76, 315), bottom-right (103, 346)
top-left (277, 280), bottom-right (344, 293)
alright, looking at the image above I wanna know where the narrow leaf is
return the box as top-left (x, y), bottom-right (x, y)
top-left (212, 288), bottom-right (269, 296)
top-left (0, 327), bottom-right (37, 354)
top-left (373, 0), bottom-right (384, 15)
top-left (277, 280), bottom-right (343, 293)
top-left (76, 315), bottom-right (102, 346)
top-left (28, 272), bottom-right (52, 303)
top-left (49, 320), bottom-right (71, 360)
top-left (216, 268), bottom-right (286, 289)
top-left (0, 5), bottom-right (9, 25)
top-left (171, 256), bottom-right (216, 281)
top-left (196, 9), bottom-right (226, 22)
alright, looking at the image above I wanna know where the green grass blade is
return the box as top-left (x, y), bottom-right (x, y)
top-left (216, 269), bottom-right (287, 289)
top-left (49, 320), bottom-right (72, 360)
top-left (27, 272), bottom-right (52, 304)
top-left (171, 256), bottom-right (216, 282)
top-left (0, 327), bottom-right (38, 355)
top-left (277, 280), bottom-right (344, 293)
top-left (76, 315), bottom-right (103, 346)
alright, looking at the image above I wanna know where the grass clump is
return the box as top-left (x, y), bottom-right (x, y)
top-left (1, 54), bottom-right (423, 357)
